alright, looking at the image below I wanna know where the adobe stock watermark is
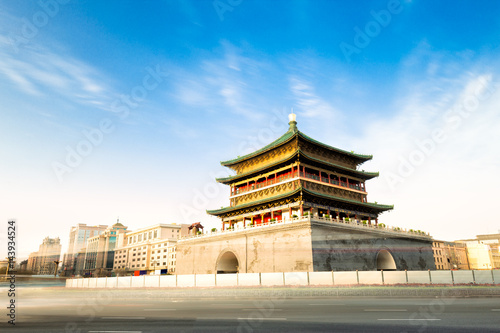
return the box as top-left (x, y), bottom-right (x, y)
top-left (339, 0), bottom-right (403, 62)
top-left (9, 0), bottom-right (70, 53)
top-left (52, 65), bottom-right (169, 182)
top-left (385, 76), bottom-right (497, 191)
top-left (237, 290), bottom-right (287, 333)
top-left (64, 288), bottom-right (114, 333)
top-left (404, 296), bottom-right (456, 333)
top-left (178, 107), bottom-right (289, 223)
top-left (213, 0), bottom-right (243, 21)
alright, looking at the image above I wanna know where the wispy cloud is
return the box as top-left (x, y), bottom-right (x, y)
top-left (289, 76), bottom-right (338, 119)
top-left (0, 47), bottom-right (114, 111)
top-left (0, 9), bottom-right (116, 115)
top-left (171, 42), bottom-right (277, 121)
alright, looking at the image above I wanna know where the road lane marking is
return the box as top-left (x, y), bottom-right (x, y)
top-left (101, 317), bottom-right (146, 320)
top-left (144, 309), bottom-right (177, 311)
top-left (492, 309), bottom-right (500, 311)
top-left (237, 317), bottom-right (287, 321)
top-left (88, 331), bottom-right (143, 333)
top-left (364, 309), bottom-right (407, 312)
top-left (241, 308), bottom-right (283, 311)
top-left (309, 304), bottom-right (345, 306)
top-left (378, 319), bottom-right (441, 321)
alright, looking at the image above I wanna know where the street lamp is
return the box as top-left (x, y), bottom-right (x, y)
top-left (151, 259), bottom-right (157, 274)
top-left (53, 260), bottom-right (61, 277)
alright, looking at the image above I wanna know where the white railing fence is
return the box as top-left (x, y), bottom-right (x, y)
top-left (180, 215), bottom-right (430, 242)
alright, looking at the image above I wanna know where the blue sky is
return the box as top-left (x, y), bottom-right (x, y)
top-left (1, 0), bottom-right (500, 258)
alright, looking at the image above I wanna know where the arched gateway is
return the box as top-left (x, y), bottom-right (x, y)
top-left (376, 249), bottom-right (397, 270)
top-left (216, 251), bottom-right (239, 274)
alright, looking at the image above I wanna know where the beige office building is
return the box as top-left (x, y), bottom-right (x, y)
top-left (27, 237), bottom-right (62, 275)
top-left (62, 223), bottom-right (108, 276)
top-left (432, 240), bottom-right (450, 270)
top-left (83, 222), bottom-right (128, 276)
top-left (457, 233), bottom-right (500, 270)
top-left (113, 223), bottom-right (189, 274)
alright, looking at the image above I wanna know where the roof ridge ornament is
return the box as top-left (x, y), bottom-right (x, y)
top-left (288, 109), bottom-right (298, 133)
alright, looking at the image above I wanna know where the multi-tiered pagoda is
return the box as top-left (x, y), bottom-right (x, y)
top-left (208, 113), bottom-right (393, 228)
top-left (176, 113), bottom-right (434, 274)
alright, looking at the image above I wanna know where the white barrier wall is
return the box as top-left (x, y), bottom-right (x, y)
top-left (107, 277), bottom-right (117, 288)
top-left (382, 271), bottom-right (407, 284)
top-left (333, 271), bottom-right (358, 285)
top-left (66, 269), bottom-right (500, 289)
top-left (196, 274), bottom-right (216, 287)
top-left (177, 274), bottom-right (195, 287)
top-left (238, 273), bottom-right (260, 286)
top-left (216, 273), bottom-right (238, 287)
top-left (117, 276), bottom-right (131, 288)
top-left (473, 270), bottom-right (494, 284)
top-left (160, 275), bottom-right (177, 287)
top-left (308, 272), bottom-right (333, 286)
top-left (131, 275), bottom-right (145, 288)
top-left (493, 270), bottom-right (500, 284)
top-left (358, 271), bottom-right (383, 285)
top-left (145, 275), bottom-right (160, 288)
top-left (407, 271), bottom-right (430, 284)
top-left (261, 272), bottom-right (284, 286)
top-left (452, 270), bottom-right (474, 284)
top-left (284, 272), bottom-right (309, 286)
top-left (430, 271), bottom-right (453, 284)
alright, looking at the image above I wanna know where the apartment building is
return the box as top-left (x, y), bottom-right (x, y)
top-left (432, 240), bottom-right (450, 270)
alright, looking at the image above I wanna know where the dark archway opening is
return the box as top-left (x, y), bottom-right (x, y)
top-left (216, 251), bottom-right (239, 274)
top-left (377, 249), bottom-right (397, 271)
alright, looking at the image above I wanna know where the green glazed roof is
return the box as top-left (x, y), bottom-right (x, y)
top-left (302, 187), bottom-right (394, 212)
top-left (207, 185), bottom-right (393, 216)
top-left (216, 149), bottom-right (378, 184)
top-left (220, 126), bottom-right (372, 167)
top-left (221, 130), bottom-right (296, 166)
top-left (206, 187), bottom-right (301, 216)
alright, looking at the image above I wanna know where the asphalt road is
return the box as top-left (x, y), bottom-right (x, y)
top-left (2, 288), bottom-right (500, 332)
